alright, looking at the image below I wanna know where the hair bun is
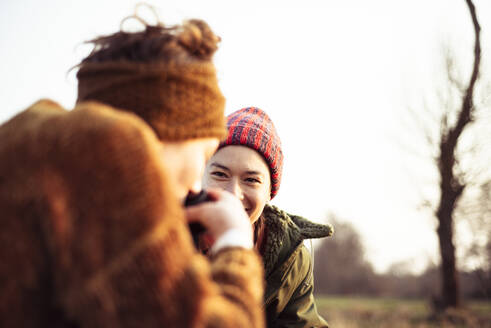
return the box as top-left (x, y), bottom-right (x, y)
top-left (178, 19), bottom-right (220, 60)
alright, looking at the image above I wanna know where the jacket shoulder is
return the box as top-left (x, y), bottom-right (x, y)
top-left (265, 244), bottom-right (329, 327)
top-left (265, 243), bottom-right (312, 307)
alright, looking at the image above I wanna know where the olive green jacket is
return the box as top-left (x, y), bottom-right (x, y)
top-left (261, 205), bottom-right (333, 328)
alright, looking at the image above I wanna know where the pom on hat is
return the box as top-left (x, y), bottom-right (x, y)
top-left (220, 107), bottom-right (283, 199)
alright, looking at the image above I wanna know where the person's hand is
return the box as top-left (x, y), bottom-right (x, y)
top-left (185, 188), bottom-right (253, 251)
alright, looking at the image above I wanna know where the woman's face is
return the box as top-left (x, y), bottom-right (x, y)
top-left (203, 145), bottom-right (271, 224)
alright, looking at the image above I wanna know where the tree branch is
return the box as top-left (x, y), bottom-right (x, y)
top-left (447, 0), bottom-right (481, 150)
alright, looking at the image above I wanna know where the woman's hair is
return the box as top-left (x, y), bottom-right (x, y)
top-left (81, 17), bottom-right (220, 64)
top-left (75, 9), bottom-right (226, 141)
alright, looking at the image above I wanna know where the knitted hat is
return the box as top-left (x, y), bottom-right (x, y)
top-left (77, 61), bottom-right (226, 141)
top-left (76, 19), bottom-right (226, 141)
top-left (221, 107), bottom-right (283, 199)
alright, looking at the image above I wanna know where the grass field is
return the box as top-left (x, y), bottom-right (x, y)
top-left (315, 295), bottom-right (491, 328)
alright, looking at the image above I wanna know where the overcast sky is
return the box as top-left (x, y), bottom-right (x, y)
top-left (1, 0), bottom-right (490, 273)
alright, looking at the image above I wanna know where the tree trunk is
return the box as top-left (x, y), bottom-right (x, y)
top-left (436, 190), bottom-right (461, 308)
top-left (435, 135), bottom-right (465, 308)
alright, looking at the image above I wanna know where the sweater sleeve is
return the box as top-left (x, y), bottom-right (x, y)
top-left (273, 246), bottom-right (328, 328)
top-left (0, 100), bottom-right (265, 328)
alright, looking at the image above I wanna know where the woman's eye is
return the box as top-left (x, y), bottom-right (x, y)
top-left (245, 177), bottom-right (261, 184)
top-left (211, 171), bottom-right (227, 178)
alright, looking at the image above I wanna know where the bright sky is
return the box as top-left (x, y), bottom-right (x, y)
top-left (1, 0), bottom-right (490, 273)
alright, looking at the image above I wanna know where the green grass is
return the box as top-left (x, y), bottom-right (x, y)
top-left (315, 295), bottom-right (491, 328)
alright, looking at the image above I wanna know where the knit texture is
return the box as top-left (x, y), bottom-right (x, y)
top-left (221, 107), bottom-right (283, 198)
top-left (0, 99), bottom-right (264, 327)
top-left (77, 61), bottom-right (226, 141)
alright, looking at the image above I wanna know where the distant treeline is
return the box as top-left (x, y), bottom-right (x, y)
top-left (313, 218), bottom-right (491, 300)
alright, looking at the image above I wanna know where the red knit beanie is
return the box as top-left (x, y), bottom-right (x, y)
top-left (220, 107), bottom-right (283, 199)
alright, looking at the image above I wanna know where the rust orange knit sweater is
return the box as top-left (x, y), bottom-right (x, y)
top-left (0, 100), bottom-right (264, 327)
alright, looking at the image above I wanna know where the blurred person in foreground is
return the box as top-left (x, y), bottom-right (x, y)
top-left (202, 107), bottom-right (333, 327)
top-left (0, 13), bottom-right (264, 327)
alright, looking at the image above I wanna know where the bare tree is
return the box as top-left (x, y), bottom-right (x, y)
top-left (401, 0), bottom-right (486, 311)
top-left (314, 215), bottom-right (377, 296)
top-left (433, 0), bottom-right (481, 309)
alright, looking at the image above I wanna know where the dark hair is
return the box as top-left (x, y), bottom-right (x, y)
top-left (80, 15), bottom-right (220, 65)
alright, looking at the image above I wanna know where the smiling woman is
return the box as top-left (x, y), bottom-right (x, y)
top-left (203, 107), bottom-right (334, 328)
top-left (205, 145), bottom-right (271, 224)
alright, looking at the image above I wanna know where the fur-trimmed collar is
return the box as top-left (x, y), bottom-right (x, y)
top-left (260, 204), bottom-right (333, 277)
